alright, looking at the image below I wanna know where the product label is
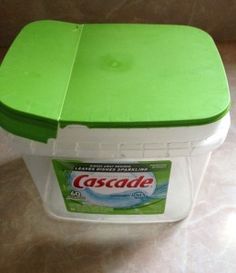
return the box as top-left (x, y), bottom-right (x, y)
top-left (52, 160), bottom-right (171, 215)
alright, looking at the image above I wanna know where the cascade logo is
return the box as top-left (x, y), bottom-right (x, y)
top-left (72, 172), bottom-right (156, 190)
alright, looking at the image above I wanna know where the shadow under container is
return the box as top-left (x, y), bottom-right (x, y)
top-left (0, 21), bottom-right (231, 223)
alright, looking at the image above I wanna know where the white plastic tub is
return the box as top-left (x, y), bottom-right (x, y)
top-left (6, 113), bottom-right (230, 223)
top-left (0, 21), bottom-right (231, 223)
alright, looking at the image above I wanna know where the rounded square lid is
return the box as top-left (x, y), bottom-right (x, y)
top-left (0, 21), bottom-right (230, 142)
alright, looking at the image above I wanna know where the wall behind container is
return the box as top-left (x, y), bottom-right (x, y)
top-left (1, 0), bottom-right (236, 47)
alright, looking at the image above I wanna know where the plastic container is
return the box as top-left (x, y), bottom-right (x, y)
top-left (0, 21), bottom-right (231, 223)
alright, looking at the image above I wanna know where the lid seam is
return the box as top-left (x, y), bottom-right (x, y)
top-left (58, 24), bottom-right (84, 120)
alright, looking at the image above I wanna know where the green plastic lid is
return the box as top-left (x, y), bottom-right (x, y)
top-left (0, 20), bottom-right (230, 142)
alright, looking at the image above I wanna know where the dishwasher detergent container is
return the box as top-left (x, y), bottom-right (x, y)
top-left (0, 21), bottom-right (230, 223)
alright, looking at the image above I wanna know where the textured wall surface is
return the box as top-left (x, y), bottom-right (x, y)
top-left (1, 0), bottom-right (236, 47)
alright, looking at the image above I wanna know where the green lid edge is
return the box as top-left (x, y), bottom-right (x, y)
top-left (0, 102), bottom-right (57, 143)
top-left (1, 99), bottom-right (229, 143)
top-left (59, 105), bottom-right (230, 129)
